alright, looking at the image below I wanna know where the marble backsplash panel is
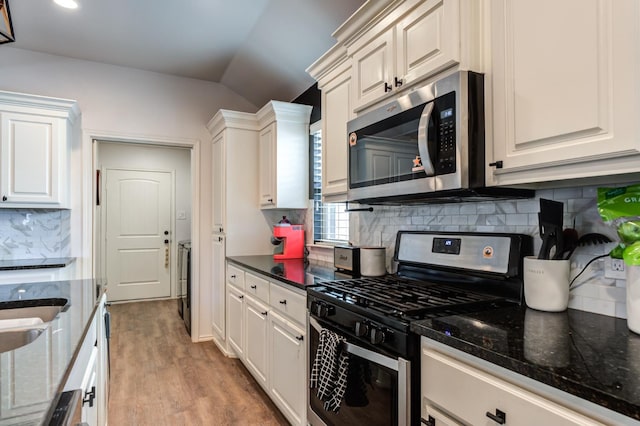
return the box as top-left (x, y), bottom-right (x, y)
top-left (351, 185), bottom-right (629, 319)
top-left (0, 209), bottom-right (71, 260)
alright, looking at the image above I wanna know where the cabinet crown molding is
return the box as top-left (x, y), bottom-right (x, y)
top-left (306, 44), bottom-right (349, 81)
top-left (256, 101), bottom-right (312, 127)
top-left (0, 90), bottom-right (80, 123)
top-left (333, 0), bottom-right (402, 46)
top-left (207, 109), bottom-right (259, 136)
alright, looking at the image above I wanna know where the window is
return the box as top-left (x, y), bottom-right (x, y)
top-left (311, 123), bottom-right (349, 243)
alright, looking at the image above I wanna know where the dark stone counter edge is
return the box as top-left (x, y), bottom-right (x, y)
top-left (411, 323), bottom-right (640, 422)
top-left (0, 257), bottom-right (75, 271)
top-left (226, 258), bottom-right (310, 290)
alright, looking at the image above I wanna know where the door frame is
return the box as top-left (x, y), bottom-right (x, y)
top-left (81, 129), bottom-right (201, 342)
top-left (99, 166), bottom-right (176, 302)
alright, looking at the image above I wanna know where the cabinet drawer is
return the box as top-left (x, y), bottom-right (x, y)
top-left (246, 272), bottom-right (269, 303)
top-left (422, 347), bottom-right (604, 426)
top-left (226, 264), bottom-right (245, 290)
top-left (269, 283), bottom-right (306, 325)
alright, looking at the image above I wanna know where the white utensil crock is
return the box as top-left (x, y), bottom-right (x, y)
top-left (360, 247), bottom-right (386, 276)
top-left (627, 264), bottom-right (640, 334)
top-left (523, 256), bottom-right (570, 312)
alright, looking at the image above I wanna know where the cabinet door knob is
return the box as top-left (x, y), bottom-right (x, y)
top-left (238, 295), bottom-right (244, 299)
top-left (1, 196), bottom-right (6, 202)
top-left (486, 409), bottom-right (506, 425)
top-left (218, 236), bottom-right (223, 242)
top-left (384, 82), bottom-right (393, 92)
top-left (394, 77), bottom-right (403, 87)
top-left (279, 300), bottom-right (287, 305)
top-left (230, 274), bottom-right (236, 278)
top-left (267, 198), bottom-right (273, 203)
top-left (489, 161), bottom-right (504, 169)
top-left (261, 311), bottom-right (268, 316)
top-left (250, 285), bottom-right (257, 289)
top-left (295, 335), bottom-right (304, 341)
top-left (219, 227), bottom-right (223, 232)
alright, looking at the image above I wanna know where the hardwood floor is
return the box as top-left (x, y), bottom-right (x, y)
top-left (108, 299), bottom-right (289, 425)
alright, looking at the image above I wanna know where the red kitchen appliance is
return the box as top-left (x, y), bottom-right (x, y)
top-left (272, 223), bottom-right (305, 259)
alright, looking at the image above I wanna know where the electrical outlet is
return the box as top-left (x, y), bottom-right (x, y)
top-left (605, 258), bottom-right (626, 280)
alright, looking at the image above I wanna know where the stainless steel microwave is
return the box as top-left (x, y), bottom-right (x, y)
top-left (347, 71), bottom-right (532, 203)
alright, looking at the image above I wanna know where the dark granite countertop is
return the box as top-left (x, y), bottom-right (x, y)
top-left (411, 305), bottom-right (640, 422)
top-left (0, 257), bottom-right (75, 271)
top-left (0, 279), bottom-right (102, 425)
top-left (226, 255), bottom-right (345, 289)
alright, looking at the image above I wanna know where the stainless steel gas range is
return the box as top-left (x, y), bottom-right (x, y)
top-left (307, 231), bottom-right (533, 426)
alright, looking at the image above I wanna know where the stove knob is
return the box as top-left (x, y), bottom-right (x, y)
top-left (312, 302), bottom-right (328, 318)
top-left (370, 327), bottom-right (385, 345)
top-left (354, 321), bottom-right (369, 337)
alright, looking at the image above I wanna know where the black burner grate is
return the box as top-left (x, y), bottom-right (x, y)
top-left (315, 275), bottom-right (503, 319)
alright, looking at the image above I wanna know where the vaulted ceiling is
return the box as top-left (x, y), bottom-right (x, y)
top-left (6, 0), bottom-right (366, 106)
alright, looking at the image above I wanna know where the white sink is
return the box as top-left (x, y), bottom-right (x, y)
top-left (0, 317), bottom-right (45, 331)
top-left (0, 299), bottom-right (68, 352)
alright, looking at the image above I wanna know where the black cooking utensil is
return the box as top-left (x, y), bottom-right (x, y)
top-left (564, 233), bottom-right (613, 259)
top-left (538, 198), bottom-right (564, 260)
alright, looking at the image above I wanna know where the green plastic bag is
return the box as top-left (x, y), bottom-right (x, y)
top-left (598, 184), bottom-right (640, 266)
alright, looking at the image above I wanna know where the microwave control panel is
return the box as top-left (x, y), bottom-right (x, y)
top-left (434, 92), bottom-right (456, 175)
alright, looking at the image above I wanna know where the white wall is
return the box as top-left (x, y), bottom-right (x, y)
top-left (0, 47), bottom-right (259, 341)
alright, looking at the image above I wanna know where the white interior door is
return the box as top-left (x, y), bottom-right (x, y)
top-left (105, 169), bottom-right (172, 301)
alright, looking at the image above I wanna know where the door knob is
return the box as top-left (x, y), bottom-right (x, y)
top-left (164, 230), bottom-right (169, 235)
top-left (1, 196), bottom-right (6, 202)
top-left (164, 239), bottom-right (169, 244)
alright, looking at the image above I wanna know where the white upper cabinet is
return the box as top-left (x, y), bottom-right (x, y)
top-left (487, 0), bottom-right (640, 186)
top-left (0, 91), bottom-right (78, 208)
top-left (319, 62), bottom-right (353, 202)
top-left (207, 109), bottom-right (272, 256)
top-left (211, 132), bottom-right (225, 234)
top-left (256, 101), bottom-right (312, 209)
top-left (308, 0), bottom-right (481, 200)
top-left (348, 0), bottom-right (467, 112)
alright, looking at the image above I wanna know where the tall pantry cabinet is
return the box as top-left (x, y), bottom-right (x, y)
top-left (207, 111), bottom-right (273, 349)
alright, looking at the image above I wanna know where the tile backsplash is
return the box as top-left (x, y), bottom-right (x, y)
top-left (0, 209), bottom-right (71, 260)
top-left (348, 185), bottom-right (629, 319)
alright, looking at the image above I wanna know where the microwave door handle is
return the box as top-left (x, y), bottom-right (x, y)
top-left (418, 102), bottom-right (436, 176)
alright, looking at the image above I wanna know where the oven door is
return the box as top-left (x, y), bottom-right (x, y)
top-left (307, 316), bottom-right (410, 426)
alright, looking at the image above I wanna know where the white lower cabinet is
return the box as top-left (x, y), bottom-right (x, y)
top-left (268, 310), bottom-right (306, 426)
top-left (211, 235), bottom-right (226, 341)
top-left (244, 295), bottom-right (269, 390)
top-left (226, 283), bottom-right (245, 359)
top-left (421, 339), bottom-right (604, 426)
top-left (224, 262), bottom-right (307, 426)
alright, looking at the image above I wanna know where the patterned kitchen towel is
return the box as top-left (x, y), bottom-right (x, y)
top-left (310, 328), bottom-right (350, 412)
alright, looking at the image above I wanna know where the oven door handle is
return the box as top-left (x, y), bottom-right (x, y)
top-left (418, 101), bottom-right (435, 176)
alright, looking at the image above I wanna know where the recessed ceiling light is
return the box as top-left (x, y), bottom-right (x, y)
top-left (53, 0), bottom-right (78, 9)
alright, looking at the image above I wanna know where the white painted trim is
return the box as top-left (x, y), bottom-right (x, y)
top-left (82, 128), bottom-right (201, 343)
